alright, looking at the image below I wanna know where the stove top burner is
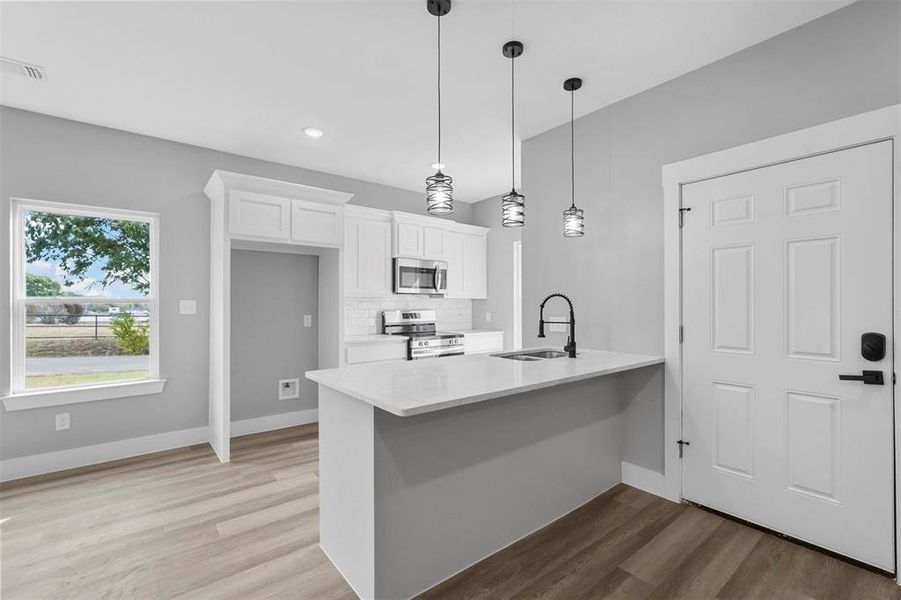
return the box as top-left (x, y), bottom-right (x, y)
top-left (382, 309), bottom-right (465, 359)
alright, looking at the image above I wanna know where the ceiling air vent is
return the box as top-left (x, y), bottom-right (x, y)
top-left (0, 57), bottom-right (46, 81)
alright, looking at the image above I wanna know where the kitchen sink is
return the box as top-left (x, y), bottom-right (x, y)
top-left (493, 349), bottom-right (572, 361)
top-left (521, 350), bottom-right (570, 359)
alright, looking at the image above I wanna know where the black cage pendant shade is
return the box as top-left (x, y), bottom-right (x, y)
top-left (501, 40), bottom-right (525, 227)
top-left (426, 0), bottom-right (454, 215)
top-left (563, 77), bottom-right (584, 238)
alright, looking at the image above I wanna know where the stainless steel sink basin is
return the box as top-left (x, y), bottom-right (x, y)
top-left (497, 354), bottom-right (542, 361)
top-left (493, 349), bottom-right (572, 361)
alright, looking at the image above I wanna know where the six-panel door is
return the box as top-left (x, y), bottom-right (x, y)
top-left (681, 141), bottom-right (894, 570)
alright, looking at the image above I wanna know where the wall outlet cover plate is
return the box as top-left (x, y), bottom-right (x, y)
top-left (55, 412), bottom-right (70, 431)
top-left (278, 378), bottom-right (300, 400)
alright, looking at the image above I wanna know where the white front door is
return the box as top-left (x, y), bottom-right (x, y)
top-left (681, 140), bottom-right (894, 571)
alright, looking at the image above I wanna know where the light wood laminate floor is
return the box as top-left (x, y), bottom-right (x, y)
top-left (2, 425), bottom-right (898, 599)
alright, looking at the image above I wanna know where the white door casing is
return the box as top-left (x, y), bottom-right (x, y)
top-left (681, 141), bottom-right (894, 570)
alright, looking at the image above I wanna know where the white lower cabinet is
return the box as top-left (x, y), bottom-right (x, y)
top-left (344, 339), bottom-right (407, 365)
top-left (461, 331), bottom-right (504, 355)
top-left (345, 207), bottom-right (392, 297)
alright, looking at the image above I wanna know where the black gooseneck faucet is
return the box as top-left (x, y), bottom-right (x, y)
top-left (537, 293), bottom-right (577, 358)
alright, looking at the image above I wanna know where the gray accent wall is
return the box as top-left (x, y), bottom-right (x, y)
top-left (516, 0), bottom-right (900, 474)
top-left (0, 106), bottom-right (470, 460)
top-left (230, 250), bottom-right (319, 421)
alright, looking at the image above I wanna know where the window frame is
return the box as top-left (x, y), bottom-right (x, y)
top-left (6, 198), bottom-right (164, 409)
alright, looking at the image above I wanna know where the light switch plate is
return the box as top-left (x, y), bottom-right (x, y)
top-left (303, 315), bottom-right (312, 327)
top-left (55, 412), bottom-right (70, 431)
top-left (485, 312), bottom-right (492, 323)
top-left (179, 300), bottom-right (197, 315)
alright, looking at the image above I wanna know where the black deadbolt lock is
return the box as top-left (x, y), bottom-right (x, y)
top-left (861, 332), bottom-right (886, 362)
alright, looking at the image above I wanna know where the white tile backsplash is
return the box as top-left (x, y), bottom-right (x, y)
top-left (345, 296), bottom-right (472, 335)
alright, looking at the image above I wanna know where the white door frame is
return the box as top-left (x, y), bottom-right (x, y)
top-left (663, 104), bottom-right (901, 578)
top-left (513, 240), bottom-right (523, 350)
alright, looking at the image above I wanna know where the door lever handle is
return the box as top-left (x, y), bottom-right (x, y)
top-left (839, 370), bottom-right (884, 385)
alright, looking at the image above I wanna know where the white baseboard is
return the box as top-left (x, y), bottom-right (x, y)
top-left (621, 461), bottom-right (668, 499)
top-left (230, 408), bottom-right (319, 437)
top-left (1, 409), bottom-right (320, 482)
top-left (0, 425), bottom-right (209, 483)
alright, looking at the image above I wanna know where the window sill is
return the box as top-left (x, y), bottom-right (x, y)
top-left (2, 379), bottom-right (167, 411)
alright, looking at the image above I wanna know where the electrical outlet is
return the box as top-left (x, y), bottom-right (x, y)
top-left (278, 378), bottom-right (300, 400)
top-left (55, 412), bottom-right (70, 431)
top-left (179, 299), bottom-right (197, 315)
top-left (485, 312), bottom-right (492, 323)
top-left (548, 317), bottom-right (567, 333)
top-left (303, 314), bottom-right (312, 327)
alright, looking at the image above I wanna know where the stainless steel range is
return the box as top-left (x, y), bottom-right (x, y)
top-left (382, 310), bottom-right (464, 360)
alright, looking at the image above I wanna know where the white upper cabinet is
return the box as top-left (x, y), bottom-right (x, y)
top-left (228, 190), bottom-right (291, 241)
top-left (445, 224), bottom-right (488, 299)
top-left (393, 213), bottom-right (446, 260)
top-left (291, 199), bottom-right (343, 247)
top-left (395, 220), bottom-right (424, 257)
top-left (423, 225), bottom-right (445, 259)
top-left (213, 170), bottom-right (353, 246)
top-left (345, 206), bottom-right (393, 297)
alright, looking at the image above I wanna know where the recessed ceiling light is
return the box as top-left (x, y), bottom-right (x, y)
top-left (304, 127), bottom-right (323, 138)
top-left (430, 162), bottom-right (445, 170)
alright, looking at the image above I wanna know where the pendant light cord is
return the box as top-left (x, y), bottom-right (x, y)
top-left (570, 88), bottom-right (575, 209)
top-left (510, 50), bottom-right (515, 189)
top-left (437, 12), bottom-right (442, 168)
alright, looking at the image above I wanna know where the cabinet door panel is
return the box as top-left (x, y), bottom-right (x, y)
top-left (229, 191), bottom-right (290, 240)
top-left (423, 226), bottom-right (445, 260)
top-left (346, 217), bottom-right (391, 296)
top-left (444, 232), bottom-right (465, 298)
top-left (291, 199), bottom-right (342, 246)
top-left (395, 222), bottom-right (423, 257)
top-left (463, 234), bottom-right (487, 299)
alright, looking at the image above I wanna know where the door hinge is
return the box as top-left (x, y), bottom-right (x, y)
top-left (679, 325), bottom-right (684, 344)
top-left (678, 207), bottom-right (692, 228)
top-left (894, 372), bottom-right (896, 385)
top-left (677, 439), bottom-right (691, 458)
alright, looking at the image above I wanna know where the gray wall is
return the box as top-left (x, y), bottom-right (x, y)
top-left (0, 106), bottom-right (470, 460)
top-left (230, 250), bottom-right (319, 421)
top-left (518, 0), bottom-right (901, 473)
top-left (470, 195), bottom-right (521, 350)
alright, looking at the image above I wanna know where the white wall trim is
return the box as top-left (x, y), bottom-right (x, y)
top-left (662, 103), bottom-right (901, 578)
top-left (230, 408), bottom-right (319, 437)
top-left (621, 461), bottom-right (667, 498)
top-left (0, 410), bottom-right (321, 482)
top-left (0, 425), bottom-right (208, 482)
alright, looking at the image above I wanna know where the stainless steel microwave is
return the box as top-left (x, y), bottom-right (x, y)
top-left (393, 258), bottom-right (448, 295)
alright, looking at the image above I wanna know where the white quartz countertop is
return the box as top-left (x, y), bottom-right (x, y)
top-left (306, 349), bottom-right (663, 417)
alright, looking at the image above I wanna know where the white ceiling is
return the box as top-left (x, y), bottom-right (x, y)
top-left (0, 1), bottom-right (851, 202)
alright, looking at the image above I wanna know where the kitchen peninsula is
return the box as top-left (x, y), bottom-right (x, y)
top-left (306, 349), bottom-right (663, 599)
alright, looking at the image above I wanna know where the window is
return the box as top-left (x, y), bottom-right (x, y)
top-left (8, 198), bottom-right (162, 406)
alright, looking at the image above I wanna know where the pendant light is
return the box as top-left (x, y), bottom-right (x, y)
top-left (501, 41), bottom-right (525, 227)
top-left (562, 77), bottom-right (584, 238)
top-left (425, 0), bottom-right (454, 215)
